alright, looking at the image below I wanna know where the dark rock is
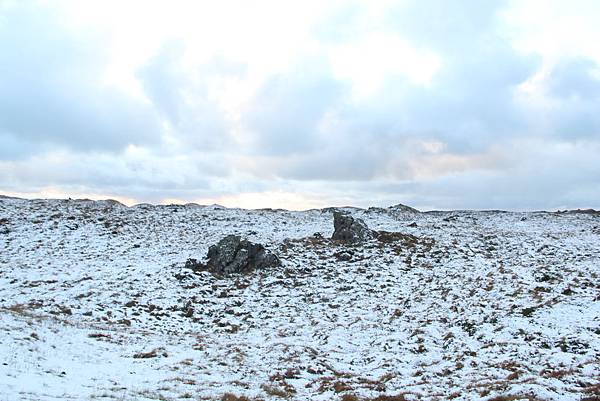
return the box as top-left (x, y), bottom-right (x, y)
top-left (562, 287), bottom-right (574, 296)
top-left (331, 212), bottom-right (373, 243)
top-left (521, 306), bottom-right (537, 317)
top-left (182, 300), bottom-right (194, 318)
top-left (187, 235), bottom-right (281, 275)
top-left (0, 218), bottom-right (8, 234)
top-left (334, 251), bottom-right (353, 261)
top-left (184, 258), bottom-right (202, 270)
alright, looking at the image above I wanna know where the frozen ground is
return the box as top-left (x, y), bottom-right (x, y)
top-left (0, 197), bottom-right (598, 401)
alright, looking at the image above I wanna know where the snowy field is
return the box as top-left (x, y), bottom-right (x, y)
top-left (0, 197), bottom-right (598, 401)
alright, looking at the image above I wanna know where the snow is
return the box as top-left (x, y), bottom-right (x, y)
top-left (0, 198), bottom-right (598, 400)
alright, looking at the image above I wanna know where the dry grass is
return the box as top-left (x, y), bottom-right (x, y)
top-left (132, 347), bottom-right (168, 359)
top-left (540, 368), bottom-right (574, 379)
top-left (2, 303), bottom-right (35, 316)
top-left (221, 394), bottom-right (251, 401)
top-left (260, 383), bottom-right (293, 399)
top-left (133, 389), bottom-right (173, 400)
top-left (486, 395), bottom-right (545, 401)
top-left (370, 395), bottom-right (407, 401)
top-left (338, 394), bottom-right (407, 401)
top-left (166, 376), bottom-right (196, 385)
top-left (581, 382), bottom-right (600, 400)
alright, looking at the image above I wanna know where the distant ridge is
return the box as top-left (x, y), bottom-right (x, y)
top-left (388, 203), bottom-right (420, 213)
top-left (2, 195), bottom-right (595, 213)
top-left (0, 196), bottom-right (422, 213)
top-left (556, 208), bottom-right (600, 216)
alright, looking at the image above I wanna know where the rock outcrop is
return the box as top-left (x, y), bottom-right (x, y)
top-left (388, 203), bottom-right (419, 213)
top-left (331, 212), bottom-right (374, 243)
top-left (186, 235), bottom-right (280, 275)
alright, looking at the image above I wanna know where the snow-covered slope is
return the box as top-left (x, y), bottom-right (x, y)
top-left (0, 198), bottom-right (598, 401)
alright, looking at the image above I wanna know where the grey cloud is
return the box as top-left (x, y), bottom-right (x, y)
top-left (543, 58), bottom-right (600, 140)
top-left (386, 0), bottom-right (505, 50)
top-left (0, 133), bottom-right (41, 160)
top-left (0, 4), bottom-right (162, 158)
top-left (296, 139), bottom-right (600, 211)
top-left (410, 140), bottom-right (600, 210)
top-left (0, 148), bottom-right (233, 203)
top-left (548, 58), bottom-right (600, 100)
top-left (384, 1), bottom-right (538, 153)
top-left (395, 46), bottom-right (537, 153)
top-left (237, 0), bottom-right (540, 185)
top-left (554, 107), bottom-right (600, 140)
top-left (313, 2), bottom-right (369, 43)
top-left (275, 146), bottom-right (384, 181)
top-left (243, 61), bottom-right (346, 155)
top-left (138, 43), bottom-right (245, 151)
top-left (243, 0), bottom-right (538, 181)
top-left (137, 42), bottom-right (187, 125)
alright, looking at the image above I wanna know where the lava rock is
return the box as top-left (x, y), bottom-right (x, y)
top-left (331, 212), bottom-right (374, 243)
top-left (187, 235), bottom-right (280, 275)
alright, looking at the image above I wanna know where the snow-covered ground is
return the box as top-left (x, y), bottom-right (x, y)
top-left (0, 197), bottom-right (598, 401)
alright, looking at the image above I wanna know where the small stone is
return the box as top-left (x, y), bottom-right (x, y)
top-left (335, 251), bottom-right (353, 261)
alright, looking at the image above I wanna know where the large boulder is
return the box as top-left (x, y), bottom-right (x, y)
top-left (331, 212), bottom-right (374, 243)
top-left (186, 235), bottom-right (280, 275)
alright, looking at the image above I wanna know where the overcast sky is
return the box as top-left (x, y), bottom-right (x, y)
top-left (1, 0), bottom-right (599, 210)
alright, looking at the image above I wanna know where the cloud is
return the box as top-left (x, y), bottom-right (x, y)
top-left (518, 57), bottom-right (600, 142)
top-left (410, 138), bottom-right (600, 210)
top-left (137, 42), bottom-right (245, 151)
top-left (0, 145), bottom-right (234, 203)
top-left (234, 0), bottom-right (539, 183)
top-left (0, 1), bottom-right (599, 210)
top-left (377, 0), bottom-right (539, 152)
top-left (242, 59), bottom-right (346, 156)
top-left (0, 3), bottom-right (162, 158)
top-left (548, 58), bottom-right (600, 99)
top-left (541, 58), bottom-right (600, 140)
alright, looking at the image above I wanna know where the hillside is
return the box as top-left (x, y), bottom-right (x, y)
top-left (0, 198), bottom-right (598, 400)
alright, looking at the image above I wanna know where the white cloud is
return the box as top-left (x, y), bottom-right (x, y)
top-left (504, 0), bottom-right (600, 63)
top-left (330, 32), bottom-right (441, 97)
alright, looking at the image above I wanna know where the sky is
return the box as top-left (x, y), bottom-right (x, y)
top-left (1, 0), bottom-right (600, 210)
